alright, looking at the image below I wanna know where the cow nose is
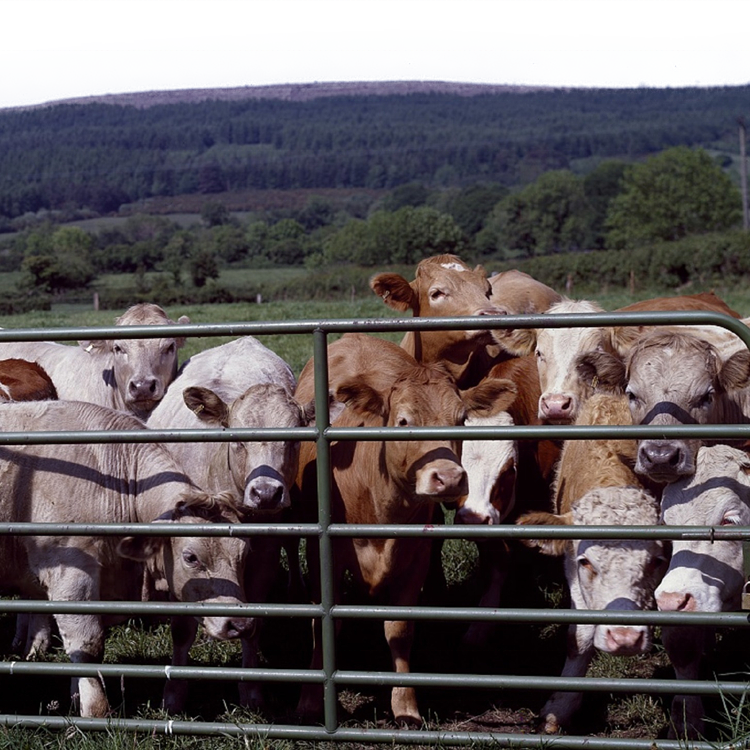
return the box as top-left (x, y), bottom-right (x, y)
top-left (657, 591), bottom-right (696, 612)
top-left (419, 462), bottom-right (467, 497)
top-left (603, 626), bottom-right (646, 655)
top-left (638, 441), bottom-right (686, 477)
top-left (210, 616), bottom-right (256, 640)
top-left (129, 378), bottom-right (157, 396)
top-left (455, 507), bottom-right (493, 525)
top-left (246, 479), bottom-right (286, 510)
top-left (540, 393), bottom-right (574, 421)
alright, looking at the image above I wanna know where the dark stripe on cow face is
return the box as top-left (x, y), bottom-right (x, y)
top-left (639, 402), bottom-right (699, 426)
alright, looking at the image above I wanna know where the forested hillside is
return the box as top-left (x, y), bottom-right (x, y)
top-left (1, 83), bottom-right (748, 220)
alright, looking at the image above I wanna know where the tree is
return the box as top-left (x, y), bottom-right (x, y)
top-left (605, 146), bottom-right (742, 249)
top-left (21, 226), bottom-right (96, 293)
top-left (482, 170), bottom-right (590, 257)
top-left (189, 249), bottom-right (220, 287)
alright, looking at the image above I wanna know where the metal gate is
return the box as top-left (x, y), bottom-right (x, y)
top-left (0, 308), bottom-right (749, 749)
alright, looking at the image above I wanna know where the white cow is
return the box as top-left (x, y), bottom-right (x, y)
top-left (657, 444), bottom-right (750, 738)
top-left (0, 303), bottom-right (189, 420)
top-left (0, 399), bottom-right (252, 718)
top-left (148, 335), bottom-right (313, 711)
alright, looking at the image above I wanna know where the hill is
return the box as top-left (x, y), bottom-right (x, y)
top-left (0, 80), bottom-right (747, 221)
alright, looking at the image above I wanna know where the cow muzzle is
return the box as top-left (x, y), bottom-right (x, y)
top-left (636, 439), bottom-right (694, 483)
top-left (244, 466), bottom-right (289, 511)
top-left (597, 624), bottom-right (650, 656)
top-left (539, 392), bottom-right (576, 423)
top-left (415, 459), bottom-right (468, 498)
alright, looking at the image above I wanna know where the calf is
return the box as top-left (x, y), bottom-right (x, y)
top-left (148, 335), bottom-right (313, 711)
top-left (294, 332), bottom-right (510, 725)
top-left (517, 394), bottom-right (667, 733)
top-left (657, 444), bottom-right (750, 738)
top-left (0, 400), bottom-right (252, 718)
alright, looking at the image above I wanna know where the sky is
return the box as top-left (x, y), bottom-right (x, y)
top-left (2, 0), bottom-right (749, 109)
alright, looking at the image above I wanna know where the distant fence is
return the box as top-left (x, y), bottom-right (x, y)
top-left (0, 309), bottom-right (749, 749)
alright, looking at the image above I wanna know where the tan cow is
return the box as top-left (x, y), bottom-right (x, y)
top-left (578, 329), bottom-right (750, 484)
top-left (294, 332), bottom-right (510, 725)
top-left (0, 400), bottom-right (252, 718)
top-left (517, 394), bottom-right (667, 733)
top-left (0, 303), bottom-right (189, 419)
top-left (499, 292), bottom-right (742, 424)
top-left (147, 335), bottom-right (314, 711)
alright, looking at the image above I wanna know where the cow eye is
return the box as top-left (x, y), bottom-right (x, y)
top-left (577, 556), bottom-right (596, 575)
top-left (692, 388), bottom-right (714, 409)
top-left (113, 344), bottom-right (124, 355)
top-left (429, 287), bottom-right (446, 301)
top-left (625, 387), bottom-right (639, 405)
top-left (396, 414), bottom-right (410, 427)
top-left (164, 342), bottom-right (176, 356)
top-left (721, 513), bottom-right (741, 526)
top-left (182, 550), bottom-right (202, 568)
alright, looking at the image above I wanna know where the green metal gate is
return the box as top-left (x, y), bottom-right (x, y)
top-left (0, 308), bottom-right (749, 749)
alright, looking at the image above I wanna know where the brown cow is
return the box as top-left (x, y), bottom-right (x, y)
top-left (498, 292), bottom-right (742, 424)
top-left (578, 329), bottom-right (750, 485)
top-left (369, 254), bottom-right (506, 389)
top-left (0, 359), bottom-right (57, 402)
top-left (517, 394), bottom-right (667, 733)
top-left (293, 332), bottom-right (510, 724)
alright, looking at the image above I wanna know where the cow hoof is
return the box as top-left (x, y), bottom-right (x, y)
top-left (394, 713), bottom-right (422, 729)
top-left (540, 715), bottom-right (563, 734)
top-left (163, 680), bottom-right (190, 715)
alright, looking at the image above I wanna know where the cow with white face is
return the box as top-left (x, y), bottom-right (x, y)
top-left (0, 303), bottom-right (189, 420)
top-left (657, 444), bottom-right (750, 738)
top-left (519, 487), bottom-right (667, 734)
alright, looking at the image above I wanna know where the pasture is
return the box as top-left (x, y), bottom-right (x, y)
top-left (1, 285), bottom-right (750, 749)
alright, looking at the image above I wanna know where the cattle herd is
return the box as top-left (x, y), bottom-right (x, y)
top-left (1, 255), bottom-right (750, 739)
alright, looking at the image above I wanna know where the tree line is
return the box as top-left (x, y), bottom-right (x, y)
top-left (0, 85), bottom-right (748, 223)
top-left (2, 145), bottom-right (742, 311)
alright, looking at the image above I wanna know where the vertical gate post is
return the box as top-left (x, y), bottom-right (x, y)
top-left (312, 328), bottom-right (338, 732)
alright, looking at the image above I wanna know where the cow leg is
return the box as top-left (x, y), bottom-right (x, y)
top-left (662, 625), bottom-right (712, 740)
top-left (539, 623), bottom-right (595, 734)
top-left (384, 618), bottom-right (421, 725)
top-left (163, 615), bottom-right (199, 714)
top-left (461, 541), bottom-right (509, 650)
top-left (239, 538), bottom-right (280, 710)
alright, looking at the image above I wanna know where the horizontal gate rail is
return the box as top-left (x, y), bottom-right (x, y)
top-left (0, 309), bottom-right (748, 747)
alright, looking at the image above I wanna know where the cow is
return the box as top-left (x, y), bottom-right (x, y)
top-left (454, 354), bottom-right (560, 649)
top-left (498, 292), bottom-right (742, 424)
top-left (578, 329), bottom-right (750, 485)
top-left (0, 303), bottom-right (189, 420)
top-left (0, 358), bottom-right (58, 402)
top-left (0, 400), bottom-right (253, 718)
top-left (147, 335), bottom-right (314, 711)
top-left (517, 394), bottom-right (668, 733)
top-left (656, 444), bottom-right (750, 739)
top-left (293, 332), bottom-right (511, 725)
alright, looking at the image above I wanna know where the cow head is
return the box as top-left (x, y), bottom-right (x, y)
top-left (495, 299), bottom-right (613, 424)
top-left (454, 382), bottom-right (519, 526)
top-left (183, 383), bottom-right (315, 513)
top-left (79, 303), bottom-right (189, 419)
top-left (518, 487), bottom-right (667, 656)
top-left (657, 444), bottom-right (750, 614)
top-left (370, 255), bottom-right (506, 367)
top-left (576, 331), bottom-right (750, 484)
top-left (118, 492), bottom-right (254, 641)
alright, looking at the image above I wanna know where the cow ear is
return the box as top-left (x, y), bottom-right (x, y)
top-left (719, 350), bottom-right (750, 393)
top-left (609, 324), bottom-right (647, 355)
top-left (462, 378), bottom-right (518, 417)
top-left (370, 273), bottom-right (417, 313)
top-left (78, 339), bottom-right (109, 354)
top-left (170, 315), bottom-right (191, 349)
top-left (516, 511), bottom-right (573, 556)
top-left (492, 327), bottom-right (537, 357)
top-left (183, 386), bottom-right (230, 426)
top-left (299, 397), bottom-right (316, 425)
top-left (576, 350), bottom-right (626, 394)
top-left (116, 535), bottom-right (165, 561)
top-left (335, 380), bottom-right (385, 416)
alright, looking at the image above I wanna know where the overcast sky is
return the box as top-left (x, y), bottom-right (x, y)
top-left (2, 0), bottom-right (748, 109)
